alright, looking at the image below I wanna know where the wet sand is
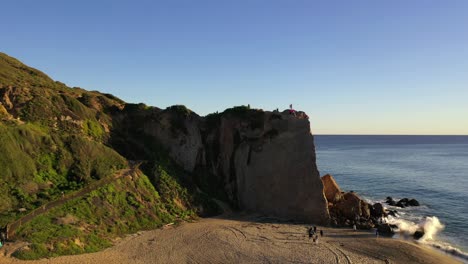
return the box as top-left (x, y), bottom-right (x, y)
top-left (0, 215), bottom-right (460, 264)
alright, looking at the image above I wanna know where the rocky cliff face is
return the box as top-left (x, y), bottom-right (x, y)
top-left (139, 107), bottom-right (330, 224)
top-left (0, 52), bottom-right (330, 225)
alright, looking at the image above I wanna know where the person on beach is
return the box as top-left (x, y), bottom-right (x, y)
top-left (0, 228), bottom-right (6, 245)
top-left (308, 227), bottom-right (314, 239)
top-left (312, 236), bottom-right (316, 244)
top-left (320, 230), bottom-right (323, 237)
top-left (313, 226), bottom-right (317, 233)
top-left (353, 224), bottom-right (357, 231)
top-left (375, 229), bottom-right (379, 237)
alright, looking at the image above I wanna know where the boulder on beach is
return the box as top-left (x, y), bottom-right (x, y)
top-left (413, 230), bottom-right (425, 240)
top-left (335, 192), bottom-right (362, 220)
top-left (321, 174), bottom-right (344, 203)
top-left (372, 203), bottom-right (385, 218)
top-left (377, 224), bottom-right (395, 235)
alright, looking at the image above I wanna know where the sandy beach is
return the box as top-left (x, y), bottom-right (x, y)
top-left (0, 214), bottom-right (460, 264)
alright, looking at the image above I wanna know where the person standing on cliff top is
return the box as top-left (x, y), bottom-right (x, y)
top-left (289, 104), bottom-right (293, 110)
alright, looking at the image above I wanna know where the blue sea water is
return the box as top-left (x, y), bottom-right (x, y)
top-left (314, 135), bottom-right (468, 257)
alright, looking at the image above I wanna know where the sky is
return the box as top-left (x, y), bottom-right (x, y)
top-left (1, 0), bottom-right (467, 135)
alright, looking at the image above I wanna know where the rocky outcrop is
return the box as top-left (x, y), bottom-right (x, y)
top-left (143, 107), bottom-right (203, 172)
top-left (199, 109), bottom-right (329, 224)
top-left (323, 174), bottom-right (393, 229)
top-left (385, 197), bottom-right (420, 208)
top-left (126, 106), bottom-right (330, 224)
top-left (321, 174), bottom-right (343, 203)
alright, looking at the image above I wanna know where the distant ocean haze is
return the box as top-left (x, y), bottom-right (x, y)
top-left (314, 135), bottom-right (468, 257)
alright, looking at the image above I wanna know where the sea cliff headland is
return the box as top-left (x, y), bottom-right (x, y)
top-left (0, 52), bottom-right (461, 263)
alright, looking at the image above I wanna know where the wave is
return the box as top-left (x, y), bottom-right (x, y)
top-left (385, 216), bottom-right (468, 261)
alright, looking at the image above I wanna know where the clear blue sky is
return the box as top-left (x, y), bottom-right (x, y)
top-left (2, 0), bottom-right (467, 134)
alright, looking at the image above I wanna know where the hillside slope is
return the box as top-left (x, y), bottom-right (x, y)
top-left (0, 52), bottom-right (328, 259)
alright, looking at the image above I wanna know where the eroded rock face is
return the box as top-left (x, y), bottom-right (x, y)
top-left (144, 109), bottom-right (203, 172)
top-left (233, 114), bottom-right (329, 223)
top-left (123, 107), bottom-right (330, 224)
top-left (321, 174), bottom-right (344, 203)
top-left (323, 174), bottom-right (381, 228)
top-left (202, 110), bottom-right (329, 224)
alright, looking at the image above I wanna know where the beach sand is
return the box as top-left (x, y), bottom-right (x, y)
top-left (0, 214), bottom-right (460, 264)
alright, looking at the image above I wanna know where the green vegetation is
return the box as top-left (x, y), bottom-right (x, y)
top-left (0, 52), bottom-right (56, 88)
top-left (13, 174), bottom-right (188, 260)
top-left (164, 105), bottom-right (192, 135)
top-left (204, 105), bottom-right (265, 130)
top-left (82, 119), bottom-right (105, 140)
top-left (0, 122), bottom-right (126, 227)
top-left (0, 53), bottom-right (222, 260)
top-left (166, 105), bottom-right (191, 117)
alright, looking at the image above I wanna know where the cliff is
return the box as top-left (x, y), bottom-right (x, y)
top-left (200, 108), bottom-right (329, 223)
top-left (110, 105), bottom-right (330, 224)
top-left (0, 52), bottom-right (330, 258)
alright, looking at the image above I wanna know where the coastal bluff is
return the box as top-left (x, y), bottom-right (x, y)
top-left (127, 106), bottom-right (330, 224)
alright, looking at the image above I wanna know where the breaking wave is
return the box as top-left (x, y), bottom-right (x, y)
top-left (386, 215), bottom-right (468, 261)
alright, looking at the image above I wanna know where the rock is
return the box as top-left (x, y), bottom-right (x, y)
top-left (357, 222), bottom-right (374, 230)
top-left (377, 224), bottom-right (395, 235)
top-left (321, 174), bottom-right (344, 203)
top-left (361, 202), bottom-right (371, 219)
top-left (399, 198), bottom-right (409, 204)
top-left (408, 199), bottom-right (420, 206)
top-left (413, 230), bottom-right (425, 240)
top-left (387, 210), bottom-right (398, 217)
top-left (386, 197), bottom-right (397, 206)
top-left (230, 113), bottom-right (329, 224)
top-left (138, 107), bottom-right (331, 224)
top-left (335, 192), bottom-right (362, 220)
top-left (372, 203), bottom-right (385, 218)
top-left (396, 200), bottom-right (406, 208)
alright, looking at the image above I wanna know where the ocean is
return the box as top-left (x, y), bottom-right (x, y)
top-left (314, 135), bottom-right (468, 260)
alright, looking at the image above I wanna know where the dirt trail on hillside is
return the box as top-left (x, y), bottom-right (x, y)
top-left (5, 163), bottom-right (140, 239)
top-left (0, 214), bottom-right (459, 264)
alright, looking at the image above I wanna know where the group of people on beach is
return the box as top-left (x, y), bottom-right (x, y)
top-left (308, 226), bottom-right (323, 244)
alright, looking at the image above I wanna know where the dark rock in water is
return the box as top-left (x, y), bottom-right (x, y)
top-left (387, 210), bottom-right (398, 217)
top-left (399, 198), bottom-right (409, 204)
top-left (372, 203), bottom-right (385, 217)
top-left (386, 197), bottom-right (397, 206)
top-left (408, 199), bottom-right (420, 206)
top-left (413, 230), bottom-right (425, 240)
top-left (377, 224), bottom-right (395, 235)
top-left (396, 200), bottom-right (406, 208)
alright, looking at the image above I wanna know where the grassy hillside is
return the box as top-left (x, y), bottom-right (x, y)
top-left (0, 52), bottom-right (220, 259)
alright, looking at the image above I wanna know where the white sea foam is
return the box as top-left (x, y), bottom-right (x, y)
top-left (385, 216), bottom-right (444, 240)
top-left (385, 216), bottom-right (468, 261)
